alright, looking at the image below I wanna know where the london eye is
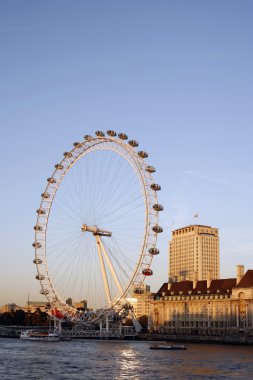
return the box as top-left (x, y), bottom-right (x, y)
top-left (33, 131), bottom-right (163, 323)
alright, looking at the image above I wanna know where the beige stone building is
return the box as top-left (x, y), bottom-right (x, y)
top-left (150, 265), bottom-right (253, 335)
top-left (0, 304), bottom-right (21, 313)
top-left (25, 301), bottom-right (50, 313)
top-left (128, 285), bottom-right (153, 318)
top-left (0, 301), bottom-right (49, 314)
top-left (169, 224), bottom-right (220, 281)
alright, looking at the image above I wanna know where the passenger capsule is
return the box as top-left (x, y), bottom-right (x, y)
top-left (95, 130), bottom-right (105, 137)
top-left (55, 164), bottom-right (64, 170)
top-left (142, 268), bottom-right (153, 276)
top-left (128, 140), bottom-right (139, 147)
top-left (40, 289), bottom-right (49, 295)
top-left (47, 177), bottom-right (56, 184)
top-left (84, 135), bottom-right (92, 140)
top-left (73, 141), bottom-right (82, 148)
top-left (41, 192), bottom-right (50, 199)
top-left (63, 152), bottom-right (73, 158)
top-left (36, 209), bottom-right (45, 215)
top-left (153, 204), bottom-right (163, 211)
top-left (33, 258), bottom-right (42, 264)
top-left (152, 225), bottom-right (163, 233)
top-left (36, 274), bottom-right (45, 280)
top-left (133, 288), bottom-right (144, 295)
top-left (34, 225), bottom-right (43, 231)
top-left (107, 130), bottom-right (116, 137)
top-left (146, 165), bottom-right (156, 173)
top-left (151, 183), bottom-right (161, 191)
top-left (138, 151), bottom-right (148, 159)
top-left (118, 133), bottom-right (128, 140)
top-left (149, 247), bottom-right (160, 255)
top-left (32, 242), bottom-right (42, 249)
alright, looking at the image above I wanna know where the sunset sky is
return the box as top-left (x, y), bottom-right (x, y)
top-left (0, 0), bottom-right (253, 305)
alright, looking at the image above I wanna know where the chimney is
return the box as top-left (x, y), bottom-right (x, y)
top-left (236, 265), bottom-right (244, 285)
top-left (193, 271), bottom-right (198, 289)
top-left (207, 270), bottom-right (212, 288)
top-left (168, 278), bottom-right (173, 290)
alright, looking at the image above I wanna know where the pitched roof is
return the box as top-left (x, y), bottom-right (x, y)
top-left (170, 281), bottom-right (193, 293)
top-left (195, 280), bottom-right (207, 292)
top-left (154, 278), bottom-right (237, 298)
top-left (209, 279), bottom-right (236, 293)
top-left (154, 281), bottom-right (193, 298)
top-left (236, 270), bottom-right (253, 288)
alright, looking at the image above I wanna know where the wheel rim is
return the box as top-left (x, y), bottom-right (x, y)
top-left (33, 133), bottom-right (162, 323)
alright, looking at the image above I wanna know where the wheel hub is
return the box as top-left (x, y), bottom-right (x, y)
top-left (81, 224), bottom-right (112, 237)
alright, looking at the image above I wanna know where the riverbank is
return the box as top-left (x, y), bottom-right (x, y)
top-left (139, 332), bottom-right (253, 345)
top-left (2, 325), bottom-right (253, 345)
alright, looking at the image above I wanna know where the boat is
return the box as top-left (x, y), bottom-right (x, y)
top-left (150, 343), bottom-right (187, 350)
top-left (20, 330), bottom-right (60, 341)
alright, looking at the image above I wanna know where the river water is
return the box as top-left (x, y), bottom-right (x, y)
top-left (0, 338), bottom-right (253, 379)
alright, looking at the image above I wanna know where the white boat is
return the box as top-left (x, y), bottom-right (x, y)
top-left (150, 343), bottom-right (187, 350)
top-left (20, 330), bottom-right (60, 341)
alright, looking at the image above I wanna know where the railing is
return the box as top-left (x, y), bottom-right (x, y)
top-left (0, 324), bottom-right (137, 339)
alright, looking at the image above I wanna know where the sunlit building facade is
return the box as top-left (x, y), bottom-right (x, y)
top-left (129, 285), bottom-right (153, 318)
top-left (150, 265), bottom-right (253, 334)
top-left (169, 225), bottom-right (220, 282)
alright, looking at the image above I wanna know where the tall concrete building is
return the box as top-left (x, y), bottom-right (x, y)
top-left (169, 224), bottom-right (220, 282)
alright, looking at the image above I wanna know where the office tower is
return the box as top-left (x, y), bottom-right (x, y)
top-left (169, 225), bottom-right (220, 281)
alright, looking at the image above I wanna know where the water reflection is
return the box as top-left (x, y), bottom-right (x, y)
top-left (117, 348), bottom-right (141, 379)
top-left (1, 339), bottom-right (253, 379)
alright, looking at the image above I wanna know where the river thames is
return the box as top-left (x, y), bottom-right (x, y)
top-left (1, 339), bottom-right (253, 379)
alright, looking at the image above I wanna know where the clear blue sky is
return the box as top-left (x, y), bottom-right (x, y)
top-left (0, 0), bottom-right (253, 305)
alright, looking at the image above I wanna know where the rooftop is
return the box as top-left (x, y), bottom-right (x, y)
top-left (155, 278), bottom-right (237, 298)
top-left (172, 224), bottom-right (212, 232)
top-left (236, 270), bottom-right (253, 288)
top-left (154, 270), bottom-right (253, 299)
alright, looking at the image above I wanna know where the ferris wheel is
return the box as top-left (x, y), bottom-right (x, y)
top-left (33, 131), bottom-right (163, 323)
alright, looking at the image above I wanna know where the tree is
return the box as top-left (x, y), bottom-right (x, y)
top-left (138, 315), bottom-right (148, 331)
top-left (13, 309), bottom-right (26, 325)
top-left (29, 308), bottom-right (48, 326)
top-left (122, 317), bottom-right (133, 326)
top-left (0, 312), bottom-right (13, 325)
